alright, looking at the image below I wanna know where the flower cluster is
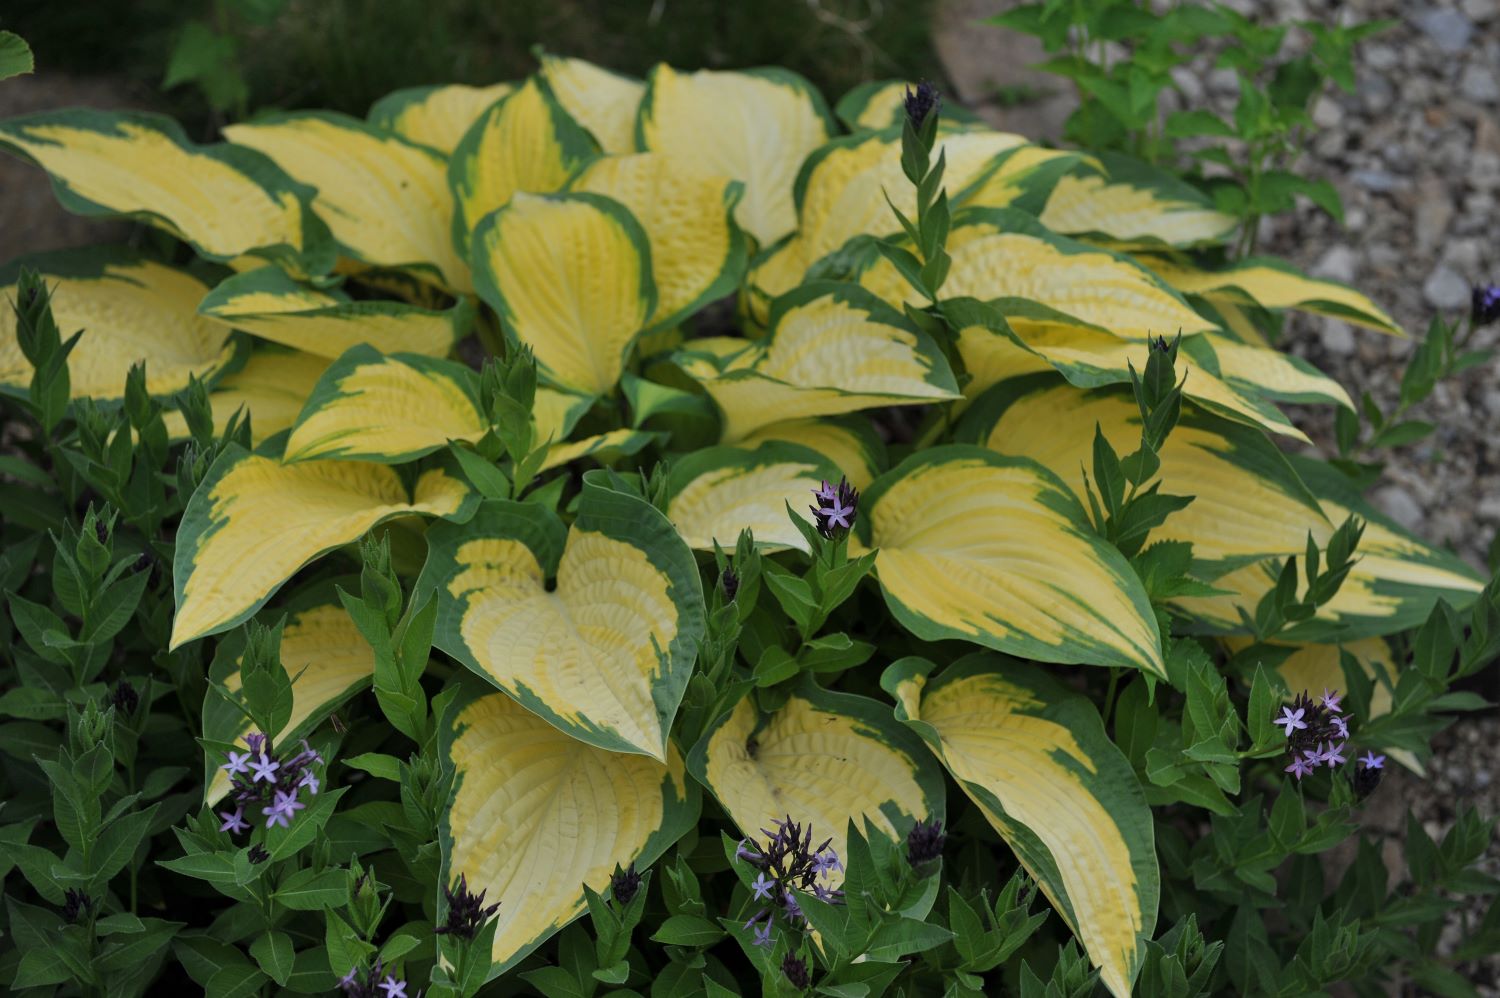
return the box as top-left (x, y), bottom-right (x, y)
top-left (434, 873), bottom-right (501, 940)
top-left (1472, 283), bottom-right (1500, 327)
top-left (1353, 750), bottom-right (1386, 798)
top-left (906, 818), bottom-right (945, 866)
top-left (338, 958), bottom-right (413, 998)
top-left (903, 80), bottom-right (940, 128)
top-left (61, 888), bottom-right (92, 923)
top-left (720, 564), bottom-right (740, 602)
top-left (735, 816), bottom-right (843, 949)
top-left (105, 678), bottom-right (139, 716)
top-left (1273, 688), bottom-right (1350, 780)
top-left (216, 731), bottom-right (326, 835)
top-left (809, 478), bottom-right (859, 538)
top-left (611, 864), bottom-right (643, 906)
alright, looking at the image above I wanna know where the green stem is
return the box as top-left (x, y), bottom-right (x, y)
top-left (1101, 667), bottom-right (1124, 728)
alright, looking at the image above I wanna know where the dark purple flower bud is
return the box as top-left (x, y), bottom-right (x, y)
top-left (906, 818), bottom-right (945, 866)
top-left (435, 872), bottom-right (501, 940)
top-left (247, 843), bottom-right (269, 864)
top-left (105, 678), bottom-right (139, 716)
top-left (903, 80), bottom-right (941, 129)
top-left (94, 520), bottom-right (109, 544)
top-left (1151, 335), bottom-right (1171, 353)
top-left (61, 889), bottom-right (92, 923)
top-left (1353, 761), bottom-right (1383, 799)
top-left (132, 551), bottom-right (154, 576)
top-left (782, 952), bottom-right (810, 990)
top-left (611, 864), bottom-right (642, 906)
top-left (720, 565), bottom-right (740, 601)
top-left (809, 477), bottom-right (859, 538)
top-left (1473, 284), bottom-right (1500, 326)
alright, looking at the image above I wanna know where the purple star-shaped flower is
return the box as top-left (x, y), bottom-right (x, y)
top-left (812, 847), bottom-right (842, 876)
top-left (750, 872), bottom-right (774, 901)
top-left (218, 806), bottom-right (249, 834)
top-left (248, 753), bottom-right (280, 784)
top-left (783, 889), bottom-right (803, 921)
top-left (1359, 751), bottom-right (1385, 770)
top-left (1285, 754), bottom-right (1314, 780)
top-left (299, 739), bottom-right (324, 766)
top-left (1331, 714), bottom-right (1349, 739)
top-left (221, 750), bottom-right (252, 776)
top-left (820, 496), bottom-right (855, 530)
top-left (298, 769), bottom-right (321, 796)
top-left (244, 732), bottom-right (267, 754)
top-left (1321, 688), bottom-right (1343, 712)
top-left (378, 975), bottom-right (407, 998)
top-left (263, 789), bottom-right (306, 829)
top-left (1273, 706), bottom-right (1307, 737)
top-left (751, 920), bottom-right (775, 949)
top-left (338, 966), bottom-right (358, 989)
top-left (1320, 741), bottom-right (1346, 767)
top-left (813, 479), bottom-right (838, 503)
top-left (735, 839), bottom-right (762, 863)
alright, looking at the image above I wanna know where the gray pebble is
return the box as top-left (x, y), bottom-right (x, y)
top-left (1423, 264), bottom-right (1472, 309)
top-left (1461, 63), bottom-right (1500, 103)
top-left (1412, 7), bottom-right (1475, 54)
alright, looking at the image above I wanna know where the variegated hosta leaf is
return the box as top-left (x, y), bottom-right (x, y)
top-left (1037, 160), bottom-right (1238, 248)
top-left (738, 417), bottom-right (886, 491)
top-left (171, 448), bottom-right (475, 648)
top-left (963, 377), bottom-right (1329, 574)
top-left (203, 599), bottom-right (374, 805)
top-left (284, 346), bottom-right (485, 463)
top-left (0, 109), bottom-right (329, 271)
top-left (570, 152), bottom-right (746, 330)
top-left (470, 191), bottom-right (654, 397)
top-left (448, 76), bottom-right (599, 254)
top-left (688, 682), bottom-right (945, 876)
top-left (367, 82), bottom-right (513, 154)
top-left (690, 283), bottom-right (959, 442)
top-left (0, 248), bottom-right (237, 400)
top-left (1144, 257), bottom-right (1404, 336)
top-left (419, 474), bottom-right (705, 760)
top-left (666, 442), bottom-right (837, 553)
top-left (944, 300), bottom-right (1312, 441)
top-left (1173, 456), bottom-right (1484, 638)
top-left (532, 386), bottom-right (595, 443)
top-left (162, 348), bottom-right (329, 444)
top-left (199, 266), bottom-right (472, 359)
top-left (224, 112), bottom-right (472, 293)
top-left (537, 428), bottom-right (654, 472)
top-left (638, 65), bottom-right (833, 246)
top-left (440, 685), bottom-right (698, 976)
top-left (859, 446), bottom-right (1164, 675)
top-left (962, 145), bottom-right (1091, 211)
top-left (538, 53), bottom-right (645, 154)
top-left (1183, 334), bottom-right (1353, 409)
top-left (883, 654), bottom-right (1158, 998)
top-left (858, 207), bottom-right (1215, 341)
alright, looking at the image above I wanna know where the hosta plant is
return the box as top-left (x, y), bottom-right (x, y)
top-left (2, 46), bottom-right (1498, 998)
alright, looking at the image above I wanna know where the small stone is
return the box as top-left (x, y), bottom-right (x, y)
top-left (1312, 244), bottom-right (1358, 284)
top-left (1170, 66), bottom-right (1203, 104)
top-left (1360, 74), bottom-right (1396, 115)
top-left (1365, 44), bottom-right (1400, 71)
top-left (1352, 168), bottom-right (1404, 193)
top-left (1423, 264), bottom-right (1471, 310)
top-left (1208, 68), bottom-right (1239, 95)
top-left (1461, 0), bottom-right (1498, 21)
top-left (1460, 63), bottom-right (1500, 103)
top-left (1414, 173), bottom-right (1455, 253)
top-left (1467, 150), bottom-right (1500, 191)
top-left (1320, 318), bottom-right (1357, 355)
top-left (1412, 7), bottom-right (1475, 54)
top-left (1311, 95), bottom-right (1343, 128)
top-left (1373, 485), bottom-right (1425, 531)
top-left (1482, 389), bottom-right (1500, 417)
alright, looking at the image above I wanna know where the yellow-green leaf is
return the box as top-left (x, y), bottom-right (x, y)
top-left (0, 109), bottom-right (329, 271)
top-left (441, 685), bottom-right (698, 976)
top-left (571, 152), bottom-right (746, 330)
top-left (638, 65), bottom-right (833, 246)
top-left (368, 82), bottom-right (513, 154)
top-left (538, 53), bottom-right (645, 154)
top-left (1, 248), bottom-right (237, 400)
top-left (859, 208), bottom-right (1215, 341)
top-left (1038, 168), bottom-right (1237, 248)
top-left (688, 283), bottom-right (959, 442)
top-left (859, 446), bottom-right (1164, 674)
top-left (538, 428), bottom-right (654, 472)
top-left (665, 443), bottom-right (837, 553)
top-left (224, 112), bottom-right (471, 293)
top-left (447, 77), bottom-right (599, 255)
top-left (1144, 257), bottom-right (1404, 336)
top-left (162, 348), bottom-right (329, 444)
top-left (883, 654), bottom-right (1158, 998)
top-left (739, 417), bottom-right (885, 491)
top-left (833, 79), bottom-right (986, 132)
top-left (470, 191), bottom-right (654, 396)
top-left (962, 378), bottom-right (1329, 574)
top-left (284, 346), bottom-right (485, 463)
top-left (203, 598), bottom-right (374, 805)
top-left (199, 266), bottom-right (471, 359)
top-left (419, 473), bottom-right (705, 760)
top-left (171, 448), bottom-right (474, 648)
top-left (688, 682), bottom-right (945, 877)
